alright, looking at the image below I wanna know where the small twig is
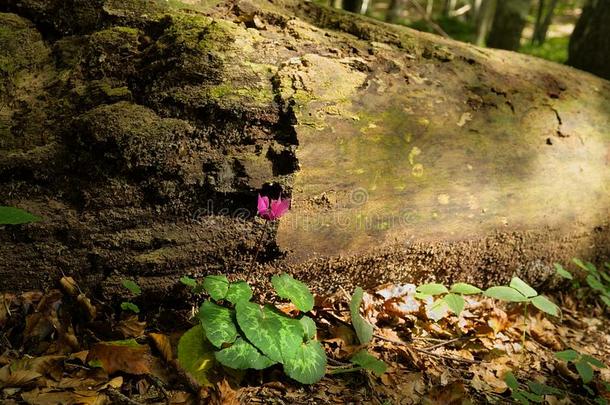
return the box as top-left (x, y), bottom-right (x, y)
top-left (105, 388), bottom-right (144, 405)
top-left (147, 375), bottom-right (171, 405)
top-left (423, 336), bottom-right (472, 351)
top-left (373, 334), bottom-right (478, 364)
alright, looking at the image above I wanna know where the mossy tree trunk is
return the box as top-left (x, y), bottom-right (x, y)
top-left (1, 0), bottom-right (609, 304)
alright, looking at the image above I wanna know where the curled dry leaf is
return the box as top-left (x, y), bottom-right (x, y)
top-left (117, 315), bottom-right (146, 338)
top-left (150, 333), bottom-right (174, 363)
top-left (87, 340), bottom-right (153, 375)
top-left (59, 277), bottom-right (79, 297)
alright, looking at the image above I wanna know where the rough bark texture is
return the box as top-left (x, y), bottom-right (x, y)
top-left (1, 0), bottom-right (609, 304)
top-left (568, 0), bottom-right (610, 80)
top-left (487, 0), bottom-right (531, 50)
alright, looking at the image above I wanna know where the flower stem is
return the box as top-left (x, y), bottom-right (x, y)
top-left (246, 221), bottom-right (268, 284)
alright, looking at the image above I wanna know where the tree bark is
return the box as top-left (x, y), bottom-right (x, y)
top-left (532, 0), bottom-right (559, 45)
top-left (567, 0), bottom-right (610, 80)
top-left (386, 0), bottom-right (405, 22)
top-left (487, 0), bottom-right (532, 50)
top-left (1, 0), bottom-right (610, 302)
top-left (475, 0), bottom-right (496, 45)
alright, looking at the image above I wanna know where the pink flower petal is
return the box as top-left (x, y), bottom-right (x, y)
top-left (257, 194), bottom-right (269, 216)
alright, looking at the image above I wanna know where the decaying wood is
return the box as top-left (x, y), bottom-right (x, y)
top-left (0, 0), bottom-right (609, 303)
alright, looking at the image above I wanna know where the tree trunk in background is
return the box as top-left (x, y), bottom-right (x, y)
top-left (443, 0), bottom-right (457, 16)
top-left (386, 0), bottom-right (405, 22)
top-left (568, 0), bottom-right (610, 80)
top-left (532, 0), bottom-right (559, 44)
top-left (487, 0), bottom-right (532, 50)
top-left (1, 0), bottom-right (610, 303)
top-left (342, 0), bottom-right (369, 13)
top-left (475, 0), bottom-right (496, 45)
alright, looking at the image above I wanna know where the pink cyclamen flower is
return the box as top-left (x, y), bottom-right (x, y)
top-left (257, 194), bottom-right (290, 220)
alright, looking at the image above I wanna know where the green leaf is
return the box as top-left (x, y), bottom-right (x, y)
top-left (520, 391), bottom-right (544, 403)
top-left (177, 326), bottom-right (215, 386)
top-left (509, 277), bottom-right (538, 298)
top-left (283, 340), bottom-right (327, 384)
top-left (511, 391), bottom-right (529, 405)
top-left (122, 279), bottom-right (141, 295)
top-left (414, 292), bottom-right (431, 300)
top-left (601, 295), bottom-right (610, 308)
top-left (443, 293), bottom-right (465, 316)
top-left (199, 301), bottom-right (237, 348)
top-left (575, 360), bottom-right (594, 383)
top-left (271, 273), bottom-right (314, 312)
top-left (350, 350), bottom-right (387, 376)
top-left (554, 263), bottom-right (573, 280)
top-left (555, 349), bottom-right (579, 362)
top-left (427, 298), bottom-right (449, 321)
top-left (530, 295), bottom-right (560, 317)
top-left (573, 258), bottom-right (597, 274)
top-left (225, 281), bottom-right (252, 305)
top-left (0, 206), bottom-right (41, 225)
top-left (120, 302), bottom-right (140, 313)
top-left (299, 316), bottom-right (317, 340)
top-left (449, 282), bottom-right (482, 295)
top-left (235, 302), bottom-right (303, 363)
top-left (416, 283), bottom-right (448, 296)
top-left (581, 355), bottom-right (606, 368)
top-left (202, 275), bottom-right (229, 301)
top-left (215, 338), bottom-right (276, 370)
top-left (586, 275), bottom-right (606, 292)
top-left (349, 287), bottom-right (373, 345)
top-left (180, 276), bottom-right (197, 287)
top-left (526, 381), bottom-right (562, 396)
top-left (484, 286), bottom-right (527, 302)
top-left (504, 371), bottom-right (519, 390)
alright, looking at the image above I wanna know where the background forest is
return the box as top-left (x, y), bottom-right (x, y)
top-left (316, 0), bottom-right (609, 79)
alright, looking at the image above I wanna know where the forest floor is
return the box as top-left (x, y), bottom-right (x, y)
top-left (1, 275), bottom-right (609, 405)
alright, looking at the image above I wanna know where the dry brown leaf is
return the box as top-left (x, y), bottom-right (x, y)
top-left (150, 333), bottom-right (174, 363)
top-left (486, 308), bottom-right (509, 335)
top-left (422, 381), bottom-right (472, 405)
top-left (87, 341), bottom-right (153, 375)
top-left (118, 316), bottom-right (146, 338)
top-left (0, 367), bottom-right (42, 389)
top-left (59, 277), bottom-right (79, 297)
top-left (169, 391), bottom-right (196, 405)
top-left (77, 294), bottom-right (97, 321)
top-left (210, 378), bottom-right (240, 405)
top-left (21, 388), bottom-right (106, 405)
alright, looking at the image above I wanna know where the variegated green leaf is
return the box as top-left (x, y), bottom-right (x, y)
top-left (225, 281), bottom-right (252, 305)
top-left (202, 275), bottom-right (230, 301)
top-left (271, 273), bottom-right (314, 312)
top-left (215, 338), bottom-right (276, 370)
top-left (299, 316), bottom-right (316, 340)
top-left (199, 301), bottom-right (237, 348)
top-left (283, 340), bottom-right (327, 384)
top-left (235, 302), bottom-right (303, 363)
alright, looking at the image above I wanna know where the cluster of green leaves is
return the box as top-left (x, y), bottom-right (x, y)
top-left (483, 277), bottom-right (560, 317)
top-left (415, 282), bottom-right (482, 316)
top-left (414, 277), bottom-right (560, 318)
top-left (504, 371), bottom-right (563, 405)
top-left (555, 259), bottom-right (610, 308)
top-left (555, 349), bottom-right (607, 385)
top-left (121, 279), bottom-right (141, 313)
top-left (179, 273), bottom-right (325, 384)
top-left (0, 206), bottom-right (40, 225)
top-left (178, 277), bottom-right (387, 385)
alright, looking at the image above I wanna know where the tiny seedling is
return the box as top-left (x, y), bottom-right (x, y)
top-left (121, 279), bottom-right (141, 314)
top-left (555, 349), bottom-right (606, 384)
top-left (504, 371), bottom-right (563, 404)
top-left (414, 282), bottom-right (482, 317)
top-left (556, 259), bottom-right (610, 309)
